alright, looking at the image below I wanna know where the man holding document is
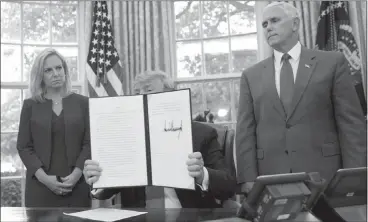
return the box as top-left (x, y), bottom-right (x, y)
top-left (84, 71), bottom-right (236, 208)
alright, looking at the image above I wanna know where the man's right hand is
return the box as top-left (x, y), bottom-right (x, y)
top-left (83, 159), bottom-right (102, 186)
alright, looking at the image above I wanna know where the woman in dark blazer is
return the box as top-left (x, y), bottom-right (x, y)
top-left (17, 48), bottom-right (91, 207)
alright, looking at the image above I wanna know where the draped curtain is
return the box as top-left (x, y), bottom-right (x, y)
top-left (291, 1), bottom-right (320, 48)
top-left (110, 1), bottom-right (176, 95)
top-left (82, 1), bottom-right (176, 95)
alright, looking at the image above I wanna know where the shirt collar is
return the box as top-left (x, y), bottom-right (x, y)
top-left (273, 41), bottom-right (302, 64)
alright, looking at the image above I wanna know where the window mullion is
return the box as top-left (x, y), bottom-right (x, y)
top-left (199, 1), bottom-right (205, 78)
top-left (227, 1), bottom-right (233, 74)
top-left (176, 32), bottom-right (257, 43)
top-left (48, 1), bottom-right (52, 44)
top-left (199, 1), bottom-right (207, 111)
top-left (1, 1), bottom-right (81, 207)
top-left (19, 1), bottom-right (26, 208)
top-left (20, 1), bottom-right (24, 82)
top-left (77, 1), bottom-right (84, 93)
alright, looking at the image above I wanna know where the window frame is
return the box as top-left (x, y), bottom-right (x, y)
top-left (173, 1), bottom-right (257, 128)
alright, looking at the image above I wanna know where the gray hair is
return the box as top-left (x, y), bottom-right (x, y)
top-left (264, 2), bottom-right (301, 20)
top-left (133, 70), bottom-right (175, 91)
top-left (29, 48), bottom-right (72, 103)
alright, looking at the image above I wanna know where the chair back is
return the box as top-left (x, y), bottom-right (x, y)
top-left (200, 122), bottom-right (236, 178)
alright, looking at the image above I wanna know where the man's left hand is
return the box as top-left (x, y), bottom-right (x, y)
top-left (61, 167), bottom-right (83, 188)
top-left (186, 152), bottom-right (204, 184)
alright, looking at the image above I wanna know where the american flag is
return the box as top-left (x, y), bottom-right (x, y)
top-left (315, 1), bottom-right (366, 116)
top-left (86, 1), bottom-right (124, 97)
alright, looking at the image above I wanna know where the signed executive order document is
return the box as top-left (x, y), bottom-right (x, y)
top-left (89, 89), bottom-right (194, 190)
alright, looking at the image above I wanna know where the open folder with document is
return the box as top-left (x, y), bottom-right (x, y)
top-left (89, 89), bottom-right (195, 190)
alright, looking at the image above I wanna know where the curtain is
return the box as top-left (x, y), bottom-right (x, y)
top-left (109, 1), bottom-right (176, 95)
top-left (291, 1), bottom-right (320, 49)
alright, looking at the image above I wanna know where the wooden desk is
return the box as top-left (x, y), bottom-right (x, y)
top-left (1, 207), bottom-right (321, 222)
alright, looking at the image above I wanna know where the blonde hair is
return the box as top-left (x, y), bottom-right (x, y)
top-left (133, 70), bottom-right (175, 91)
top-left (29, 48), bottom-right (72, 103)
top-left (264, 2), bottom-right (301, 20)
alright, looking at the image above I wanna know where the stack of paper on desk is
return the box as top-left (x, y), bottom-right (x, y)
top-left (63, 208), bottom-right (147, 222)
top-left (89, 89), bottom-right (195, 190)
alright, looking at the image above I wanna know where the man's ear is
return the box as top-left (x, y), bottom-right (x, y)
top-left (292, 17), bottom-right (300, 32)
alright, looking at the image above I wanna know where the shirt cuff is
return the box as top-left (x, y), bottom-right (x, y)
top-left (90, 188), bottom-right (102, 199)
top-left (196, 167), bottom-right (209, 191)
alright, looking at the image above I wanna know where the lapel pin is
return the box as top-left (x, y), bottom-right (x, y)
top-left (305, 64), bottom-right (310, 68)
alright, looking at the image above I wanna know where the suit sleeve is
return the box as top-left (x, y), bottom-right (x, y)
top-left (235, 71), bottom-right (258, 184)
top-left (203, 129), bottom-right (237, 201)
top-left (332, 53), bottom-right (367, 167)
top-left (75, 97), bottom-right (91, 170)
top-left (16, 99), bottom-right (43, 176)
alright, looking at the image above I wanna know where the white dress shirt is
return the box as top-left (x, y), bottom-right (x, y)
top-left (273, 42), bottom-right (302, 96)
top-left (164, 167), bottom-right (209, 208)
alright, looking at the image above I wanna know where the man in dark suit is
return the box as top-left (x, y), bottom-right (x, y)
top-left (236, 2), bottom-right (367, 193)
top-left (84, 71), bottom-right (236, 208)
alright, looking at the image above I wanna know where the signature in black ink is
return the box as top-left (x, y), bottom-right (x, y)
top-left (163, 120), bottom-right (183, 139)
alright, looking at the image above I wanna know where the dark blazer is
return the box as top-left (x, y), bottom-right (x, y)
top-left (95, 121), bottom-right (236, 208)
top-left (17, 93), bottom-right (91, 177)
top-left (236, 47), bottom-right (367, 186)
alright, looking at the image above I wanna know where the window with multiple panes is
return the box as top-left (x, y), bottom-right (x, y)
top-left (1, 0), bottom-right (80, 207)
top-left (174, 1), bottom-right (257, 130)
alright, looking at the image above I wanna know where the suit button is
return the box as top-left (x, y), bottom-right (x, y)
top-left (286, 124), bottom-right (291, 129)
top-left (285, 150), bottom-right (289, 155)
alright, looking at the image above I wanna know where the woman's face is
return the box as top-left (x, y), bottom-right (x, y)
top-left (42, 54), bottom-right (66, 90)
